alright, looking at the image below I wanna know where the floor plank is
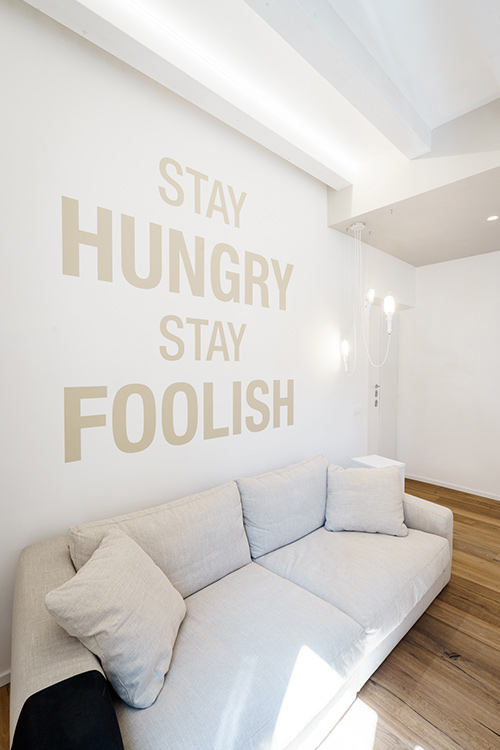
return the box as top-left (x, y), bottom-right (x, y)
top-left (0, 684), bottom-right (9, 750)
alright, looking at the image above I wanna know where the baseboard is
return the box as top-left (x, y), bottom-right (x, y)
top-left (405, 474), bottom-right (500, 502)
top-left (0, 669), bottom-right (10, 687)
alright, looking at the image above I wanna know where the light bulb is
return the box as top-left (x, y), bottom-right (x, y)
top-left (383, 294), bottom-right (395, 314)
top-left (341, 339), bottom-right (350, 372)
top-left (365, 287), bottom-right (375, 317)
top-left (383, 294), bottom-right (395, 334)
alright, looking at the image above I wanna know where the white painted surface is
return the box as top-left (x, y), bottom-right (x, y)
top-left (366, 245), bottom-right (416, 309)
top-left (23, 0), bottom-right (398, 190)
top-left (367, 308), bottom-right (400, 459)
top-left (331, 164), bottom-right (500, 268)
top-left (351, 455), bottom-right (405, 490)
top-left (246, 0), bottom-right (431, 158)
top-left (23, 0), bottom-right (500, 270)
top-left (338, 234), bottom-right (414, 466)
top-left (397, 252), bottom-right (500, 500)
top-left (327, 0), bottom-right (500, 128)
top-left (328, 100), bottom-right (500, 266)
top-left (0, 0), bottom-right (414, 679)
top-left (367, 307), bottom-right (382, 456)
top-left (22, 0), bottom-right (500, 170)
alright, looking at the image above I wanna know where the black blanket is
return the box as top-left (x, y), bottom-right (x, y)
top-left (11, 670), bottom-right (124, 750)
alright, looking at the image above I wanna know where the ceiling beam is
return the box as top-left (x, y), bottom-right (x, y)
top-left (245, 0), bottom-right (432, 159)
top-left (459, 0), bottom-right (500, 86)
top-left (22, 0), bottom-right (353, 190)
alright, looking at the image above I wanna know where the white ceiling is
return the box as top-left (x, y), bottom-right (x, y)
top-left (331, 166), bottom-right (500, 268)
top-left (325, 0), bottom-right (500, 129)
top-left (22, 0), bottom-right (500, 266)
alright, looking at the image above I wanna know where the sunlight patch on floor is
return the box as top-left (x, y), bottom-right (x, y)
top-left (318, 698), bottom-right (378, 750)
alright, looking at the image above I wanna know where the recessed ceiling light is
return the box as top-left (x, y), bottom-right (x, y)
top-left (487, 215), bottom-right (499, 221)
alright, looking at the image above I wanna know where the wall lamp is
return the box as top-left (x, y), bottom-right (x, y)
top-left (367, 289), bottom-right (395, 332)
top-left (365, 287), bottom-right (375, 317)
top-left (383, 294), bottom-right (395, 334)
top-left (341, 339), bottom-right (350, 372)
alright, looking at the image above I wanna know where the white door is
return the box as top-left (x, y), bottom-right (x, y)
top-left (367, 306), bottom-right (399, 458)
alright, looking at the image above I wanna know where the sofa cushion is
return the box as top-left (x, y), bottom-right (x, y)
top-left (45, 529), bottom-right (186, 709)
top-left (326, 465), bottom-right (408, 537)
top-left (114, 562), bottom-right (364, 750)
top-left (257, 526), bottom-right (450, 647)
top-left (237, 454), bottom-right (328, 558)
top-left (67, 482), bottom-right (250, 598)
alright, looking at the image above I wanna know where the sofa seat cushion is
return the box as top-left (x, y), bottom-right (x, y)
top-left (115, 562), bottom-right (364, 750)
top-left (256, 527), bottom-right (450, 647)
top-left (67, 482), bottom-right (250, 598)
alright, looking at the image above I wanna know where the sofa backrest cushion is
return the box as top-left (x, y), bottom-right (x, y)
top-left (237, 454), bottom-right (328, 558)
top-left (67, 482), bottom-right (251, 598)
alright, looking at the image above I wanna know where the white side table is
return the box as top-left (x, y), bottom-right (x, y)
top-left (351, 454), bottom-right (406, 490)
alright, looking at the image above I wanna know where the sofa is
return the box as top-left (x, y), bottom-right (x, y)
top-left (10, 454), bottom-right (453, 750)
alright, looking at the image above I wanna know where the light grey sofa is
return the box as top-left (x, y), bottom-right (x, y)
top-left (10, 454), bottom-right (453, 750)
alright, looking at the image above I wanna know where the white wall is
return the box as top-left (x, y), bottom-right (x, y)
top-left (398, 251), bottom-right (500, 500)
top-left (0, 0), bottom-right (414, 681)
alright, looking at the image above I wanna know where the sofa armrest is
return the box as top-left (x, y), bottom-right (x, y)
top-left (403, 493), bottom-right (453, 553)
top-left (10, 536), bottom-right (105, 746)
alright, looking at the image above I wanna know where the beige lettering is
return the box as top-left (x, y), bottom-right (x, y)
top-left (246, 380), bottom-right (270, 432)
top-left (227, 322), bottom-right (246, 361)
top-left (273, 379), bottom-right (294, 427)
top-left (169, 229), bottom-right (205, 297)
top-left (185, 318), bottom-right (209, 360)
top-left (211, 243), bottom-right (240, 303)
top-left (185, 167), bottom-right (209, 214)
top-left (159, 315), bottom-right (185, 361)
top-left (64, 386), bottom-right (107, 463)
top-left (271, 259), bottom-right (294, 311)
top-left (207, 321), bottom-right (229, 361)
top-left (203, 383), bottom-right (230, 439)
top-left (112, 384), bottom-right (156, 453)
top-left (62, 197), bottom-right (112, 281)
top-left (233, 381), bottom-right (242, 435)
top-left (158, 157), bottom-right (184, 206)
top-left (244, 252), bottom-right (270, 308)
top-left (206, 180), bottom-right (229, 224)
top-left (161, 382), bottom-right (198, 445)
top-left (121, 215), bottom-right (162, 289)
top-left (227, 186), bottom-right (247, 228)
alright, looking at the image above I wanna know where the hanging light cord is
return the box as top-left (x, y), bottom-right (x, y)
top-left (361, 313), bottom-right (392, 368)
top-left (346, 224), bottom-right (392, 374)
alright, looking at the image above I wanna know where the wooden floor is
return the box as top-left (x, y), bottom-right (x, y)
top-left (0, 482), bottom-right (499, 750)
top-left (0, 683), bottom-right (8, 750)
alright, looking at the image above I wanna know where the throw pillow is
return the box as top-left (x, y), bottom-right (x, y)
top-left (325, 465), bottom-right (408, 536)
top-left (45, 528), bottom-right (186, 709)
